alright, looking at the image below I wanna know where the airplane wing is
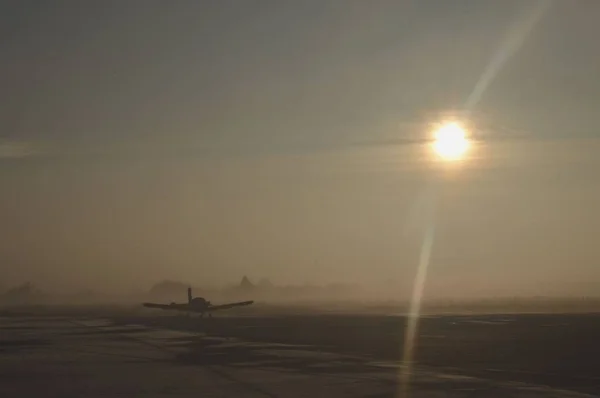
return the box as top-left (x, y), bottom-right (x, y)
top-left (206, 300), bottom-right (254, 312)
top-left (142, 302), bottom-right (190, 311)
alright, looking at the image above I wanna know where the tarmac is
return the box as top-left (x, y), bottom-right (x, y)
top-left (1, 312), bottom-right (598, 397)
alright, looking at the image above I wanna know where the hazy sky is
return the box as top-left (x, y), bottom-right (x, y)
top-left (1, 1), bottom-right (600, 297)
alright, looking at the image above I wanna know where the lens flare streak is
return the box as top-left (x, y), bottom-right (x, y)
top-left (399, 190), bottom-right (437, 397)
top-left (465, 0), bottom-right (552, 111)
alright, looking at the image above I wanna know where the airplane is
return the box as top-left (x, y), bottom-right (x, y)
top-left (142, 287), bottom-right (254, 317)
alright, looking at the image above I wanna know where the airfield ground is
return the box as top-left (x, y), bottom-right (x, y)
top-left (1, 308), bottom-right (599, 397)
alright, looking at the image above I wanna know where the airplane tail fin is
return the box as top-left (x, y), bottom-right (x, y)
top-left (187, 287), bottom-right (192, 304)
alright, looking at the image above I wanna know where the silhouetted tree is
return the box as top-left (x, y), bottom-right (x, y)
top-left (239, 276), bottom-right (255, 290)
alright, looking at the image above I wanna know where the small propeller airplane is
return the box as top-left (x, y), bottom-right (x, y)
top-left (142, 287), bottom-right (254, 317)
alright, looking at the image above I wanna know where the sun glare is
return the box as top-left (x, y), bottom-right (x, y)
top-left (432, 122), bottom-right (470, 161)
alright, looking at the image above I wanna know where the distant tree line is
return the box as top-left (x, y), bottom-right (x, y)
top-left (147, 276), bottom-right (361, 302)
top-left (0, 282), bottom-right (44, 305)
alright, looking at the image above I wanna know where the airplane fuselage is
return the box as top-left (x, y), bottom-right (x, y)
top-left (142, 287), bottom-right (253, 316)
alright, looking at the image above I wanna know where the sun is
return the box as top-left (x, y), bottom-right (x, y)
top-left (432, 122), bottom-right (470, 161)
